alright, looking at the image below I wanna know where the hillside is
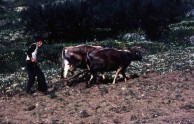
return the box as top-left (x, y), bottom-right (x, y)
top-left (0, 70), bottom-right (194, 123)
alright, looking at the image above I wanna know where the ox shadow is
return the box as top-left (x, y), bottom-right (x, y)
top-left (65, 71), bottom-right (140, 87)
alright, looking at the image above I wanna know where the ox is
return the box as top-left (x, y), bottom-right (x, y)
top-left (86, 46), bottom-right (142, 85)
top-left (61, 45), bottom-right (103, 79)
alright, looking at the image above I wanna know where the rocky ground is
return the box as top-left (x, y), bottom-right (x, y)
top-left (0, 70), bottom-right (194, 124)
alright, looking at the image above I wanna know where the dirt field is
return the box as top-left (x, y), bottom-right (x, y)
top-left (0, 70), bottom-right (194, 124)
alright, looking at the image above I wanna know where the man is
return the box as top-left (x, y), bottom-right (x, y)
top-left (26, 39), bottom-right (47, 95)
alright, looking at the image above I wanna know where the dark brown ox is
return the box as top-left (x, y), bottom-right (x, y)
top-left (61, 45), bottom-right (103, 79)
top-left (86, 46), bottom-right (142, 84)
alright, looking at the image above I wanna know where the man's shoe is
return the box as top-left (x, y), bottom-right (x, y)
top-left (37, 89), bottom-right (47, 95)
top-left (37, 87), bottom-right (55, 95)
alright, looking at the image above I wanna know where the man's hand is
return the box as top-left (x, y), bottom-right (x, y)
top-left (31, 58), bottom-right (36, 62)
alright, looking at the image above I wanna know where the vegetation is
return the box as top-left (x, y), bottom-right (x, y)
top-left (0, 0), bottom-right (193, 42)
top-left (21, 0), bottom-right (192, 41)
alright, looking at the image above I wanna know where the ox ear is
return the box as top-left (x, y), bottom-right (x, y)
top-left (129, 46), bottom-right (146, 55)
top-left (136, 47), bottom-right (148, 57)
top-left (136, 49), bottom-right (142, 56)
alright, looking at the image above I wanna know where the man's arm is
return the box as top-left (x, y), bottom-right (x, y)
top-left (27, 44), bottom-right (36, 59)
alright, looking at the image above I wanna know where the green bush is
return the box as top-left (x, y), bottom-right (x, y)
top-left (39, 44), bottom-right (64, 69)
top-left (0, 47), bottom-right (26, 73)
top-left (167, 20), bottom-right (194, 45)
top-left (0, 44), bottom-right (64, 73)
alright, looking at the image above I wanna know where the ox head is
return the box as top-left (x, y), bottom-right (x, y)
top-left (129, 46), bottom-right (143, 61)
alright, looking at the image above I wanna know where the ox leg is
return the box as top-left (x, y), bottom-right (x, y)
top-left (87, 71), bottom-right (97, 87)
top-left (89, 74), bottom-right (94, 83)
top-left (61, 68), bottom-right (64, 79)
top-left (101, 73), bottom-right (105, 80)
top-left (63, 59), bottom-right (70, 79)
top-left (112, 67), bottom-right (122, 84)
top-left (86, 74), bottom-right (93, 87)
top-left (121, 68), bottom-right (128, 82)
top-left (69, 66), bottom-right (75, 75)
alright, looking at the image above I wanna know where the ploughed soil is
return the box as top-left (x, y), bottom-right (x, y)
top-left (0, 70), bottom-right (194, 124)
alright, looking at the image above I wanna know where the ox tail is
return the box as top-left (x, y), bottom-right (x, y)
top-left (61, 48), bottom-right (65, 79)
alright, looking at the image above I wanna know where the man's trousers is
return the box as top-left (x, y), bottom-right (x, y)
top-left (26, 61), bottom-right (47, 93)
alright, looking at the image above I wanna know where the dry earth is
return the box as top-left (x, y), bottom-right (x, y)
top-left (0, 70), bottom-right (194, 124)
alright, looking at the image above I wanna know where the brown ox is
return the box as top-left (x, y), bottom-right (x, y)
top-left (61, 45), bottom-right (103, 79)
top-left (86, 46), bottom-right (142, 85)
